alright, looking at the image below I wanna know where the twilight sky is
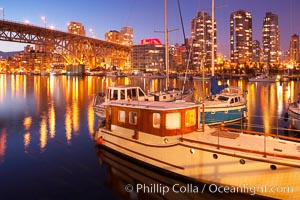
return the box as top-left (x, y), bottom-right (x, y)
top-left (0, 0), bottom-right (299, 57)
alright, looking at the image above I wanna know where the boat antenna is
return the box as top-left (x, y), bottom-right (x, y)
top-left (164, 0), bottom-right (169, 90)
top-left (177, 0), bottom-right (193, 94)
top-left (177, 0), bottom-right (186, 45)
top-left (211, 0), bottom-right (215, 77)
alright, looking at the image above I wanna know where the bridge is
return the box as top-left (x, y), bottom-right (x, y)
top-left (0, 19), bottom-right (132, 71)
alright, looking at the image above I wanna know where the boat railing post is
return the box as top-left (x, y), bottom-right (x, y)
top-left (217, 124), bottom-right (221, 149)
top-left (276, 117), bottom-right (279, 139)
top-left (240, 111), bottom-right (243, 133)
top-left (264, 131), bottom-right (267, 157)
top-left (106, 106), bottom-right (112, 131)
top-left (202, 103), bottom-right (205, 131)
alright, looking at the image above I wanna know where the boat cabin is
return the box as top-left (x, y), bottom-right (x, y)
top-left (105, 101), bottom-right (199, 137)
top-left (207, 86), bottom-right (246, 106)
top-left (214, 94), bottom-right (243, 105)
top-left (104, 85), bottom-right (155, 102)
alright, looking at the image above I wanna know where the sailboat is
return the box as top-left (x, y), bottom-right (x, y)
top-left (199, 2), bottom-right (247, 125)
top-left (92, 0), bottom-right (193, 119)
top-left (148, 0), bottom-right (193, 101)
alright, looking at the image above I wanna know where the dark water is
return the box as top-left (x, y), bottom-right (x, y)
top-left (0, 74), bottom-right (297, 199)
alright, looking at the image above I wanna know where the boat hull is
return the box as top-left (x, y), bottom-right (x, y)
top-left (200, 105), bottom-right (247, 125)
top-left (95, 127), bottom-right (300, 199)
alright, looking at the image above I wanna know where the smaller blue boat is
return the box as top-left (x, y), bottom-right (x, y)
top-left (200, 76), bottom-right (247, 125)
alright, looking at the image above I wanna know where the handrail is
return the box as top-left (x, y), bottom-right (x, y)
top-left (225, 127), bottom-right (300, 143)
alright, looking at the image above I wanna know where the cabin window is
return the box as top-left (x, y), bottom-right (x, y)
top-left (217, 96), bottom-right (229, 101)
top-left (166, 113), bottom-right (181, 129)
top-left (127, 90), bottom-right (132, 100)
top-left (121, 90), bottom-right (126, 100)
top-left (230, 98), bottom-right (234, 104)
top-left (129, 111), bottom-right (137, 125)
top-left (118, 110), bottom-right (126, 122)
top-left (131, 89), bottom-right (137, 98)
top-left (112, 90), bottom-right (118, 100)
top-left (153, 113), bottom-right (161, 128)
top-left (106, 89), bottom-right (110, 99)
top-left (185, 109), bottom-right (196, 127)
top-left (138, 88), bottom-right (145, 97)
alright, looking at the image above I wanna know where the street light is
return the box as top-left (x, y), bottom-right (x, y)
top-left (0, 8), bottom-right (4, 20)
top-left (41, 16), bottom-right (46, 28)
top-left (89, 28), bottom-right (95, 38)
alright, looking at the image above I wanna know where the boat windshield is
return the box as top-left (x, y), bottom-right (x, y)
top-left (217, 96), bottom-right (229, 101)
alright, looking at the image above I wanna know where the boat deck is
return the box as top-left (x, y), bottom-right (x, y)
top-left (183, 126), bottom-right (300, 166)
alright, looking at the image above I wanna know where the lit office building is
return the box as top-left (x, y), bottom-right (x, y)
top-left (120, 26), bottom-right (133, 46)
top-left (67, 22), bottom-right (86, 36)
top-left (230, 10), bottom-right (253, 64)
top-left (262, 12), bottom-right (280, 63)
top-left (105, 30), bottom-right (124, 44)
top-left (191, 11), bottom-right (217, 69)
top-left (252, 40), bottom-right (261, 63)
top-left (289, 34), bottom-right (299, 65)
top-left (132, 39), bottom-right (165, 71)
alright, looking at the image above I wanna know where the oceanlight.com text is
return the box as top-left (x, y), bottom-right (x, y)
top-left (124, 183), bottom-right (294, 196)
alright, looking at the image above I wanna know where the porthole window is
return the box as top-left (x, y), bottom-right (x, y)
top-left (240, 159), bottom-right (246, 165)
top-left (270, 165), bottom-right (277, 170)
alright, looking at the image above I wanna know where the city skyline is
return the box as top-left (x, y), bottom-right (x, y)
top-left (0, 0), bottom-right (299, 57)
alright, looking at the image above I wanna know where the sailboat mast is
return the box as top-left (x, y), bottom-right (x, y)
top-left (164, 0), bottom-right (169, 90)
top-left (211, 0), bottom-right (215, 77)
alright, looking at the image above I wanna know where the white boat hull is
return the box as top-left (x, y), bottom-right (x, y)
top-left (95, 126), bottom-right (300, 199)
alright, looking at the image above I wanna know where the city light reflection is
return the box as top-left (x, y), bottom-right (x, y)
top-left (40, 115), bottom-right (47, 151)
top-left (65, 105), bottom-right (72, 143)
top-left (0, 75), bottom-right (6, 103)
top-left (23, 116), bottom-right (32, 130)
top-left (72, 77), bottom-right (79, 133)
top-left (88, 100), bottom-right (95, 138)
top-left (49, 103), bottom-right (56, 138)
top-left (0, 129), bottom-right (7, 164)
top-left (24, 132), bottom-right (31, 151)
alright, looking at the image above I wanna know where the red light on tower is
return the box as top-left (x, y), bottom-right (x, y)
top-left (141, 38), bottom-right (162, 45)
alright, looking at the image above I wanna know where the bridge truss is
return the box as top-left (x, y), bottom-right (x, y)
top-left (0, 20), bottom-right (132, 70)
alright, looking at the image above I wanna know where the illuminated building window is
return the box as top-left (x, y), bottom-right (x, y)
top-left (185, 109), bottom-right (196, 127)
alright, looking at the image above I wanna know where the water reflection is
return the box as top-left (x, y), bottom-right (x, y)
top-left (2, 74), bottom-right (300, 153)
top-left (0, 129), bottom-right (6, 164)
top-left (24, 132), bottom-right (30, 151)
top-left (217, 80), bottom-right (296, 135)
top-left (95, 146), bottom-right (267, 200)
top-left (1, 73), bottom-right (300, 199)
top-left (49, 103), bottom-right (56, 138)
top-left (0, 74), bottom-right (102, 152)
top-left (40, 114), bottom-right (47, 151)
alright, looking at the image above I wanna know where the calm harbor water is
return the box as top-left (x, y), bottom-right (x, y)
top-left (0, 74), bottom-right (299, 199)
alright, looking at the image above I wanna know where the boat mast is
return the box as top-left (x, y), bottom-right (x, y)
top-left (211, 0), bottom-right (215, 77)
top-left (164, 0), bottom-right (169, 90)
